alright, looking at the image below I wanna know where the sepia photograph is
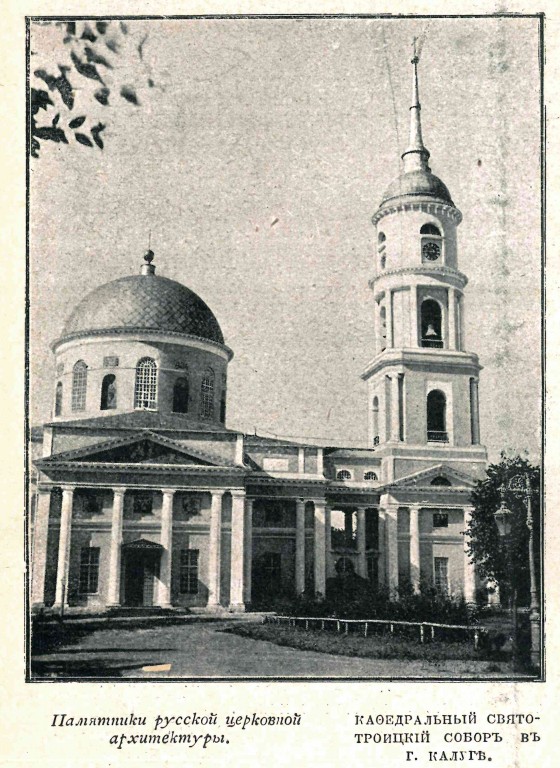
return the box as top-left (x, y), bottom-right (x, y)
top-left (27, 13), bottom-right (543, 681)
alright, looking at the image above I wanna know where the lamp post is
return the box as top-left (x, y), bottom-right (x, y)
top-left (495, 475), bottom-right (540, 671)
top-left (494, 488), bottom-right (518, 671)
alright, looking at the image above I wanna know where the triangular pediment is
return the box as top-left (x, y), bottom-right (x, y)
top-left (388, 463), bottom-right (477, 490)
top-left (42, 432), bottom-right (226, 467)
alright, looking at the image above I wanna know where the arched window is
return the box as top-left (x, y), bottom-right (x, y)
top-left (372, 396), bottom-right (380, 445)
top-left (431, 476), bottom-right (451, 486)
top-left (378, 231), bottom-right (386, 243)
top-left (200, 368), bottom-right (214, 419)
top-left (421, 299), bottom-right (443, 348)
top-left (100, 374), bottom-right (117, 410)
top-left (71, 361), bottom-right (88, 412)
top-left (337, 470), bottom-right (352, 481)
top-left (420, 223), bottom-right (443, 263)
top-left (427, 390), bottom-right (448, 442)
top-left (173, 377), bottom-right (189, 414)
top-left (379, 305), bottom-right (387, 351)
top-left (420, 223), bottom-right (441, 236)
top-left (364, 471), bottom-right (378, 481)
top-left (378, 231), bottom-right (387, 270)
top-left (134, 358), bottom-right (157, 409)
top-left (54, 381), bottom-right (63, 416)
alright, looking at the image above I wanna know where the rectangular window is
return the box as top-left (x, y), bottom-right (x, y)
top-left (132, 492), bottom-right (153, 515)
top-left (79, 547), bottom-right (100, 594)
top-left (263, 552), bottom-right (282, 584)
top-left (434, 557), bottom-right (449, 596)
top-left (433, 512), bottom-right (449, 528)
top-left (179, 549), bottom-right (199, 594)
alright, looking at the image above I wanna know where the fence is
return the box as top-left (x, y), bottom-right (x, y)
top-left (264, 615), bottom-right (483, 649)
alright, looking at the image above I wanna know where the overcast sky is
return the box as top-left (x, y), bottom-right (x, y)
top-left (29, 16), bottom-right (541, 464)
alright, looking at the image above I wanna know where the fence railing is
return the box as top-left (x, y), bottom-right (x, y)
top-left (264, 615), bottom-right (484, 649)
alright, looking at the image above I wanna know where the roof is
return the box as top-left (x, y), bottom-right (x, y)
top-left (58, 273), bottom-right (224, 346)
top-left (44, 410), bottom-right (237, 433)
top-left (379, 169), bottom-right (454, 209)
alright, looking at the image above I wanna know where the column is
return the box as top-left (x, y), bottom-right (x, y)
top-left (409, 284), bottom-right (418, 347)
top-left (207, 491), bottom-right (223, 607)
top-left (386, 289), bottom-right (393, 348)
top-left (356, 507), bottom-right (367, 578)
top-left (313, 500), bottom-right (327, 597)
top-left (409, 504), bottom-right (421, 593)
top-left (463, 506), bottom-right (477, 604)
top-left (157, 489), bottom-right (175, 608)
top-left (377, 508), bottom-right (386, 587)
top-left (470, 379), bottom-right (481, 445)
top-left (385, 504), bottom-right (399, 596)
top-left (54, 485), bottom-right (75, 608)
top-left (390, 375), bottom-right (401, 442)
top-left (298, 448), bottom-right (305, 474)
top-left (317, 448), bottom-right (324, 477)
top-left (448, 287), bottom-right (457, 350)
top-left (295, 499), bottom-right (306, 594)
top-left (325, 505), bottom-right (332, 578)
top-left (243, 498), bottom-right (253, 605)
top-left (106, 488), bottom-right (125, 607)
top-left (31, 489), bottom-right (51, 609)
top-left (229, 490), bottom-right (246, 611)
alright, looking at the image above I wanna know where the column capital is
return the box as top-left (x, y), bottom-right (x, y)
top-left (161, 488), bottom-right (177, 497)
top-left (211, 489), bottom-right (225, 497)
top-left (60, 484), bottom-right (76, 494)
top-left (230, 489), bottom-right (246, 498)
top-left (308, 498), bottom-right (326, 507)
top-left (112, 487), bottom-right (126, 497)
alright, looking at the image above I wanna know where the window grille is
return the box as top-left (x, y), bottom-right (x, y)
top-left (71, 361), bottom-right (88, 411)
top-left (79, 547), bottom-right (100, 593)
top-left (179, 549), bottom-right (199, 594)
top-left (134, 358), bottom-right (157, 409)
top-left (433, 512), bottom-right (449, 528)
top-left (200, 369), bottom-right (214, 419)
top-left (364, 471), bottom-right (378, 481)
top-left (337, 470), bottom-right (352, 481)
top-left (434, 557), bottom-right (449, 595)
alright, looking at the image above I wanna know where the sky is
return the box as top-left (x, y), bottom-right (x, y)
top-left (29, 16), bottom-right (542, 464)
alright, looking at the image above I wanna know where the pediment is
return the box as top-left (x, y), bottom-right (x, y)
top-left (42, 433), bottom-right (224, 467)
top-left (388, 464), bottom-right (477, 490)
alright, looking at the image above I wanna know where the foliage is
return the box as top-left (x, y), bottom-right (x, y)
top-left (466, 454), bottom-right (541, 605)
top-left (30, 20), bottom-right (154, 157)
top-left (253, 575), bottom-right (479, 626)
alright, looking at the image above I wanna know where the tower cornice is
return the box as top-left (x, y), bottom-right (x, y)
top-left (372, 199), bottom-right (462, 226)
top-left (370, 266), bottom-right (468, 295)
top-left (361, 349), bottom-right (482, 381)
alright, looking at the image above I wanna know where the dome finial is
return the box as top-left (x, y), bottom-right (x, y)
top-left (141, 247), bottom-right (156, 276)
top-left (401, 39), bottom-right (431, 173)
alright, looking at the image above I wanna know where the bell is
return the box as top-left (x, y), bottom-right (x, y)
top-left (425, 323), bottom-right (438, 337)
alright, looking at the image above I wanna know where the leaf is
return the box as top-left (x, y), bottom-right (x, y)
top-left (94, 87), bottom-right (110, 106)
top-left (66, 22), bottom-right (76, 37)
top-left (68, 116), bottom-right (86, 129)
top-left (91, 122), bottom-right (106, 149)
top-left (34, 126), bottom-right (68, 144)
top-left (31, 137), bottom-right (40, 158)
top-left (80, 24), bottom-right (97, 43)
top-left (95, 21), bottom-right (108, 35)
top-left (75, 133), bottom-right (93, 147)
top-left (34, 69), bottom-right (57, 90)
top-left (148, 78), bottom-right (155, 88)
top-left (52, 113), bottom-right (60, 126)
top-left (120, 21), bottom-right (129, 34)
top-left (70, 51), bottom-right (104, 84)
top-left (30, 88), bottom-right (53, 115)
top-left (56, 66), bottom-right (74, 110)
top-left (84, 46), bottom-right (113, 69)
top-left (105, 38), bottom-right (120, 54)
top-left (120, 85), bottom-right (139, 105)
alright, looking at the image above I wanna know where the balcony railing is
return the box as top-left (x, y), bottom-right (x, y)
top-left (427, 430), bottom-right (449, 443)
top-left (421, 338), bottom-right (444, 349)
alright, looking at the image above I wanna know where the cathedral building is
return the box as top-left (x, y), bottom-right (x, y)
top-left (30, 55), bottom-right (487, 613)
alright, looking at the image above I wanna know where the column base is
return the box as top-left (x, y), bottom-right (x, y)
top-left (228, 602), bottom-right (246, 613)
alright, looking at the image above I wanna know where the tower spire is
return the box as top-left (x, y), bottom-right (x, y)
top-left (401, 39), bottom-right (431, 173)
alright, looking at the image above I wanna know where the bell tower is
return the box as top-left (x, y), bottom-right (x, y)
top-left (362, 49), bottom-right (487, 482)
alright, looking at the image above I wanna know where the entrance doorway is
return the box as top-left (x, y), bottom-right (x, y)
top-left (122, 540), bottom-right (163, 607)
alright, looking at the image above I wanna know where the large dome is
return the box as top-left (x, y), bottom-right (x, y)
top-left (60, 273), bottom-right (225, 345)
top-left (379, 169), bottom-right (454, 209)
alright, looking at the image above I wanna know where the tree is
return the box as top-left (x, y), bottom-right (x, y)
top-left (466, 454), bottom-right (540, 606)
top-left (30, 20), bottom-right (155, 157)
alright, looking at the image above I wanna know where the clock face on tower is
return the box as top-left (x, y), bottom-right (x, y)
top-left (422, 241), bottom-right (440, 261)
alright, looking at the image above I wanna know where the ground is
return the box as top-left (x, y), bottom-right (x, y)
top-left (30, 618), bottom-right (520, 680)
